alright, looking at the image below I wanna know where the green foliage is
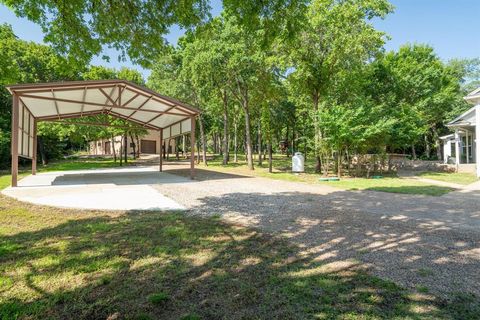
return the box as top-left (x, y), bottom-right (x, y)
top-left (0, 25), bottom-right (149, 167)
top-left (0, 0), bottom-right (476, 174)
top-left (368, 44), bottom-right (466, 155)
top-left (1, 0), bottom-right (211, 67)
top-left (0, 24), bottom-right (83, 167)
top-left (286, 0), bottom-right (393, 171)
top-left (1, 0), bottom-right (308, 68)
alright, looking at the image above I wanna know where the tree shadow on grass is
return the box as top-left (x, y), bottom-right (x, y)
top-left (1, 203), bottom-right (477, 319)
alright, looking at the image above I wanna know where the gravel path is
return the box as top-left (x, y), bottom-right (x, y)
top-left (151, 164), bottom-right (480, 299)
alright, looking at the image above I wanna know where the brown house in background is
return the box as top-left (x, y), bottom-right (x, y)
top-left (89, 129), bottom-right (178, 156)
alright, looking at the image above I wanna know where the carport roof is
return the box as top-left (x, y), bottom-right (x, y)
top-left (6, 80), bottom-right (199, 131)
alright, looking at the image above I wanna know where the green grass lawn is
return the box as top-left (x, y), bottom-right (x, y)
top-left (201, 155), bottom-right (454, 196)
top-left (318, 177), bottom-right (454, 196)
top-left (418, 172), bottom-right (478, 185)
top-left (0, 196), bottom-right (478, 319)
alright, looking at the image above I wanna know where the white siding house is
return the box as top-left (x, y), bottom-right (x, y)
top-left (441, 87), bottom-right (480, 177)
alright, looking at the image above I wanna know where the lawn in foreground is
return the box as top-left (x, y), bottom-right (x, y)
top-left (201, 155), bottom-right (454, 196)
top-left (1, 196), bottom-right (477, 319)
top-left (418, 172), bottom-right (478, 185)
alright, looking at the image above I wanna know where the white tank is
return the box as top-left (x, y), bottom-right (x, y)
top-left (292, 152), bottom-right (305, 173)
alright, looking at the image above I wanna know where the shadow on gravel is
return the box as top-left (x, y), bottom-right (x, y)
top-left (165, 168), bottom-right (252, 181)
top-left (188, 191), bottom-right (480, 305)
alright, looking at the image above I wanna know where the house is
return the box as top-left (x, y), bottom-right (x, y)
top-left (441, 87), bottom-right (480, 177)
top-left (89, 129), bottom-right (179, 156)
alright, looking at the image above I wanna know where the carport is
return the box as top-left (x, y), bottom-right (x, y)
top-left (7, 80), bottom-right (199, 187)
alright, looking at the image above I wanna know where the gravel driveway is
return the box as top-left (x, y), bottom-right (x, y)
top-left (151, 164), bottom-right (480, 299)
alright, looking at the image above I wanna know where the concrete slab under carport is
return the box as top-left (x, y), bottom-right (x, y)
top-left (1, 167), bottom-right (190, 211)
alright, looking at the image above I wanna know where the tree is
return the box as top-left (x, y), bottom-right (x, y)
top-left (448, 58), bottom-right (480, 94)
top-left (148, 46), bottom-right (211, 165)
top-left (376, 44), bottom-right (464, 159)
top-left (219, 16), bottom-right (268, 170)
top-left (1, 0), bottom-right (307, 68)
top-left (180, 20), bottom-right (233, 165)
top-left (0, 24), bottom-right (83, 166)
top-left (287, 0), bottom-right (393, 172)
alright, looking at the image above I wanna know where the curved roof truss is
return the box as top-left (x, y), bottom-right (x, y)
top-left (6, 80), bottom-right (199, 131)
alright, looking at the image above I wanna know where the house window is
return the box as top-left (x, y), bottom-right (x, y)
top-left (461, 135), bottom-right (473, 161)
top-left (450, 141), bottom-right (456, 157)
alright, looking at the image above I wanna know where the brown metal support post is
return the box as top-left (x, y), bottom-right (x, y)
top-left (11, 94), bottom-right (19, 187)
top-left (32, 119), bottom-right (37, 175)
top-left (190, 116), bottom-right (196, 179)
top-left (159, 129), bottom-right (163, 172)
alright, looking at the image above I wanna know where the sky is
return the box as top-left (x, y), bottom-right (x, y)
top-left (1, 0), bottom-right (479, 80)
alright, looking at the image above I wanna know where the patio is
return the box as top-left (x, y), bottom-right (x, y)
top-left (1, 166), bottom-right (188, 210)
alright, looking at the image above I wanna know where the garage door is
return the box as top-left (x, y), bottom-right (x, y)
top-left (141, 140), bottom-right (156, 154)
top-left (104, 141), bottom-right (111, 155)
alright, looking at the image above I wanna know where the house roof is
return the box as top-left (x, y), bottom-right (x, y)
top-left (439, 134), bottom-right (454, 140)
top-left (445, 87), bottom-right (480, 128)
top-left (465, 86), bottom-right (480, 104)
top-left (447, 105), bottom-right (477, 127)
top-left (6, 80), bottom-right (199, 131)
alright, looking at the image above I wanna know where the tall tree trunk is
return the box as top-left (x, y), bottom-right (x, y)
top-left (182, 135), bottom-right (186, 159)
top-left (243, 101), bottom-right (254, 170)
top-left (346, 148), bottom-right (351, 176)
top-left (111, 135), bottom-right (116, 162)
top-left (234, 118), bottom-right (238, 163)
top-left (119, 137), bottom-right (123, 166)
top-left (431, 125), bottom-right (442, 160)
top-left (285, 124), bottom-right (290, 157)
top-left (411, 144), bottom-right (417, 160)
top-left (198, 115), bottom-right (208, 166)
top-left (135, 133), bottom-right (140, 158)
top-left (38, 136), bottom-right (47, 165)
top-left (313, 91), bottom-right (321, 173)
top-left (213, 133), bottom-right (217, 154)
top-left (337, 149), bottom-right (342, 177)
top-left (258, 121), bottom-right (262, 166)
top-left (197, 139), bottom-right (201, 164)
top-left (124, 134), bottom-right (128, 163)
top-left (424, 134), bottom-right (431, 159)
top-left (268, 140), bottom-right (273, 173)
top-left (292, 119), bottom-right (296, 153)
top-left (175, 136), bottom-right (179, 160)
top-left (222, 92), bottom-right (229, 165)
top-left (244, 131), bottom-right (248, 160)
top-left (162, 140), bottom-right (166, 159)
top-left (167, 139), bottom-right (170, 160)
top-left (129, 133), bottom-right (136, 159)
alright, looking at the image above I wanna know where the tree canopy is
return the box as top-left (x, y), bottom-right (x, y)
top-left (0, 0), bottom-right (476, 175)
top-left (1, 0), bottom-right (307, 67)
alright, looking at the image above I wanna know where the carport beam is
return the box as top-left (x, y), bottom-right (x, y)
top-left (11, 93), bottom-right (19, 187)
top-left (32, 119), bottom-right (37, 175)
top-left (190, 116), bottom-right (196, 179)
top-left (159, 129), bottom-right (163, 172)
